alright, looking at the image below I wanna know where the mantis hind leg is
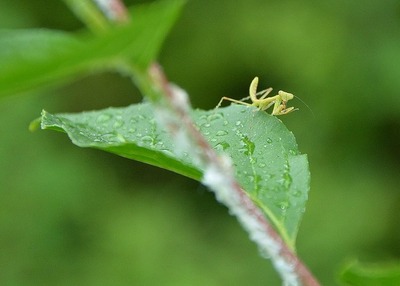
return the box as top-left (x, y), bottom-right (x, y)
top-left (215, 96), bottom-right (253, 109)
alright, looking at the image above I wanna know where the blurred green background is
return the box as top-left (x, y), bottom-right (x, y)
top-left (1, 0), bottom-right (400, 285)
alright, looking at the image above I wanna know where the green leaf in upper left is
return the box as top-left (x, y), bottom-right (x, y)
top-left (0, 0), bottom-right (185, 98)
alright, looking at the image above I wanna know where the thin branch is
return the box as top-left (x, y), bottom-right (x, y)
top-left (63, 0), bottom-right (110, 34)
top-left (148, 63), bottom-right (320, 286)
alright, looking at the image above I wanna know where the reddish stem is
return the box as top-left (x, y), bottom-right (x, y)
top-left (104, 1), bottom-right (320, 285)
top-left (149, 63), bottom-right (320, 286)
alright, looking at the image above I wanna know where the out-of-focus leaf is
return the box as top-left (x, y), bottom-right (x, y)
top-left (0, 0), bottom-right (185, 97)
top-left (340, 260), bottom-right (400, 286)
top-left (40, 103), bottom-right (309, 248)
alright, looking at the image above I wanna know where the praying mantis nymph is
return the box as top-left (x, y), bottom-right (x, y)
top-left (216, 77), bottom-right (296, 115)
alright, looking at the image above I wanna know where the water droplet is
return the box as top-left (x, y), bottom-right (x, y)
top-left (235, 121), bottom-right (242, 126)
top-left (115, 133), bottom-right (126, 142)
top-left (214, 141), bottom-right (230, 151)
top-left (278, 201), bottom-right (290, 211)
top-left (100, 133), bottom-right (116, 143)
top-left (258, 162), bottom-right (266, 168)
top-left (282, 172), bottom-right (292, 189)
top-left (141, 135), bottom-right (154, 145)
top-left (113, 120), bottom-right (124, 128)
top-left (160, 149), bottom-right (174, 157)
top-left (216, 130), bottom-right (228, 136)
top-left (199, 114), bottom-right (208, 121)
top-left (207, 113), bottom-right (224, 121)
top-left (291, 190), bottom-right (303, 198)
top-left (201, 123), bottom-right (211, 128)
top-left (289, 149), bottom-right (298, 155)
top-left (97, 114), bottom-right (111, 123)
top-left (246, 175), bottom-right (255, 183)
top-left (223, 120), bottom-right (229, 126)
top-left (266, 137), bottom-right (273, 144)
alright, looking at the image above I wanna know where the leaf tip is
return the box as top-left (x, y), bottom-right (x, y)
top-left (28, 116), bottom-right (42, 132)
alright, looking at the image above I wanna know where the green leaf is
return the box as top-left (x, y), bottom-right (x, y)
top-left (0, 29), bottom-right (84, 97)
top-left (0, 0), bottom-right (184, 97)
top-left (340, 260), bottom-right (400, 286)
top-left (40, 103), bottom-right (310, 248)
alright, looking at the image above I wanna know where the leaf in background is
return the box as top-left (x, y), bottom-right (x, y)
top-left (340, 260), bottom-right (400, 286)
top-left (0, 0), bottom-right (185, 97)
top-left (0, 29), bottom-right (84, 97)
top-left (40, 103), bottom-right (310, 248)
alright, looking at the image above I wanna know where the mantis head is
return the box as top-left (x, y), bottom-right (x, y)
top-left (271, 90), bottom-right (296, 115)
top-left (278, 90), bottom-right (294, 102)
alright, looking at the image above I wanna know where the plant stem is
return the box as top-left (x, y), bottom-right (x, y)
top-left (63, 0), bottom-right (110, 34)
top-left (90, 1), bottom-right (321, 285)
top-left (92, 0), bottom-right (129, 23)
top-left (147, 63), bottom-right (320, 286)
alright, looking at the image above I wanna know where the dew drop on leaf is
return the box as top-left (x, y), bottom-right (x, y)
top-left (214, 141), bottom-right (230, 151)
top-left (96, 114), bottom-right (111, 123)
top-left (141, 135), bottom-right (154, 145)
top-left (278, 201), bottom-right (290, 211)
top-left (160, 149), bottom-right (174, 157)
top-left (113, 120), bottom-right (124, 128)
top-left (216, 130), bottom-right (228, 136)
top-left (291, 189), bottom-right (302, 198)
top-left (282, 171), bottom-right (292, 189)
top-left (207, 112), bottom-right (224, 121)
top-left (115, 133), bottom-right (126, 143)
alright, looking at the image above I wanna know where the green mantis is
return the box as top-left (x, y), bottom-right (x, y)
top-left (216, 77), bottom-right (296, 115)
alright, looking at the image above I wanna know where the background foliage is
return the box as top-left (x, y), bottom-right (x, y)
top-left (1, 0), bottom-right (399, 285)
